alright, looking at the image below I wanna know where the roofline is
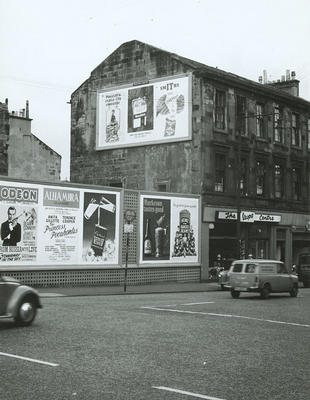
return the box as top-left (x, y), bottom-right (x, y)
top-left (31, 133), bottom-right (62, 158)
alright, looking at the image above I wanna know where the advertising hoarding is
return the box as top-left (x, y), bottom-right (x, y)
top-left (96, 74), bottom-right (191, 150)
top-left (0, 180), bottom-right (120, 267)
top-left (140, 194), bottom-right (199, 264)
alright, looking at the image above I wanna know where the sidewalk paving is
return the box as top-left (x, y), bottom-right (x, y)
top-left (38, 281), bottom-right (219, 297)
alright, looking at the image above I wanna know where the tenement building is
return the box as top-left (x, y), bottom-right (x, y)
top-left (0, 98), bottom-right (61, 182)
top-left (70, 40), bottom-right (310, 274)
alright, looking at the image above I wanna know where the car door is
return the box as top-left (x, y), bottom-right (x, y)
top-left (0, 277), bottom-right (9, 315)
top-left (276, 263), bottom-right (290, 291)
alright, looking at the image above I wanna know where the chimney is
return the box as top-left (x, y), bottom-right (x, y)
top-left (268, 70), bottom-right (299, 97)
top-left (26, 100), bottom-right (29, 118)
top-left (263, 70), bottom-right (267, 84)
top-left (258, 76), bottom-right (263, 84)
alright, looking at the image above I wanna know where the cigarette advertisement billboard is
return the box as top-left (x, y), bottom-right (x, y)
top-left (139, 194), bottom-right (200, 264)
top-left (0, 180), bottom-right (120, 267)
top-left (96, 74), bottom-right (191, 150)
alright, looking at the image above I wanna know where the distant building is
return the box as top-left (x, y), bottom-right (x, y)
top-left (0, 98), bottom-right (61, 182)
top-left (70, 40), bottom-right (310, 273)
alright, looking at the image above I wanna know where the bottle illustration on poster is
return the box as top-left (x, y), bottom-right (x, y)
top-left (172, 209), bottom-right (197, 257)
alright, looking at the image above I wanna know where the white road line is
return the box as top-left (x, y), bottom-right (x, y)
top-left (153, 386), bottom-right (226, 400)
top-left (142, 307), bottom-right (310, 328)
top-left (180, 302), bottom-right (215, 306)
top-left (0, 352), bottom-right (59, 367)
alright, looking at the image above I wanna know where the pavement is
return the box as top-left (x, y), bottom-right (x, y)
top-left (38, 281), bottom-right (220, 297)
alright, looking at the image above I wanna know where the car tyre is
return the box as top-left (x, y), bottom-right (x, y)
top-left (260, 285), bottom-right (271, 299)
top-left (15, 298), bottom-right (37, 326)
top-left (231, 289), bottom-right (240, 298)
top-left (289, 285), bottom-right (298, 297)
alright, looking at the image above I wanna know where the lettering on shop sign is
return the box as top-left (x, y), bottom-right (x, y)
top-left (217, 211), bottom-right (237, 220)
top-left (254, 214), bottom-right (281, 223)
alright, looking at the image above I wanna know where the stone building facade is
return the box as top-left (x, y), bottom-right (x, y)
top-left (70, 40), bottom-right (310, 276)
top-left (0, 99), bottom-right (61, 182)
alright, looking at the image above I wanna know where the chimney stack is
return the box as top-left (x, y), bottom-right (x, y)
top-left (26, 100), bottom-right (29, 119)
top-left (268, 70), bottom-right (299, 97)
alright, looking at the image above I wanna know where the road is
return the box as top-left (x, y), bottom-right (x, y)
top-left (1, 288), bottom-right (309, 400)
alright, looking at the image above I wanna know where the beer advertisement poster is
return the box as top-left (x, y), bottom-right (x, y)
top-left (0, 183), bottom-right (38, 264)
top-left (141, 196), bottom-right (171, 262)
top-left (39, 187), bottom-right (81, 264)
top-left (82, 190), bottom-right (120, 265)
top-left (97, 74), bottom-right (191, 150)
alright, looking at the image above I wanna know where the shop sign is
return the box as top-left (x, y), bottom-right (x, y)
top-left (217, 211), bottom-right (237, 220)
top-left (240, 211), bottom-right (255, 223)
top-left (254, 213), bottom-right (281, 223)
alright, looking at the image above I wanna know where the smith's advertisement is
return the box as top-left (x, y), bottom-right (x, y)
top-left (0, 181), bottom-right (120, 267)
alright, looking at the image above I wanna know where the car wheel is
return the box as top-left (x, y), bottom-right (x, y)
top-left (289, 285), bottom-right (298, 297)
top-left (231, 289), bottom-right (240, 298)
top-left (15, 298), bottom-right (37, 326)
top-left (260, 285), bottom-right (271, 299)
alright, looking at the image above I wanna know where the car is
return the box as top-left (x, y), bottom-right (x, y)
top-left (226, 259), bottom-right (299, 299)
top-left (218, 258), bottom-right (235, 290)
top-left (0, 275), bottom-right (42, 326)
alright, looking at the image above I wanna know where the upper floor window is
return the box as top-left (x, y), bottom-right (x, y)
top-left (236, 96), bottom-right (247, 136)
top-left (256, 161), bottom-right (266, 196)
top-left (256, 104), bottom-right (264, 138)
top-left (214, 153), bottom-right (226, 192)
top-left (291, 113), bottom-right (301, 147)
top-left (240, 158), bottom-right (247, 195)
top-left (274, 164), bottom-right (284, 199)
top-left (307, 118), bottom-right (310, 150)
top-left (292, 167), bottom-right (302, 201)
top-left (214, 90), bottom-right (226, 130)
top-left (274, 106), bottom-right (284, 144)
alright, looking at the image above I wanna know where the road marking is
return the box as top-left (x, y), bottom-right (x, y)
top-left (142, 307), bottom-right (310, 328)
top-left (153, 386), bottom-right (226, 400)
top-left (39, 293), bottom-right (65, 297)
top-left (180, 302), bottom-right (215, 306)
top-left (0, 352), bottom-right (59, 367)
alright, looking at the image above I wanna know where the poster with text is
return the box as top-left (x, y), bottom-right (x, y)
top-left (140, 194), bottom-right (199, 264)
top-left (40, 187), bottom-right (81, 264)
top-left (82, 190), bottom-right (120, 264)
top-left (97, 75), bottom-right (191, 149)
top-left (0, 184), bottom-right (38, 263)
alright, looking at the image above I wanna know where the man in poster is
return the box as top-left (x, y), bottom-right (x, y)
top-left (1, 206), bottom-right (21, 246)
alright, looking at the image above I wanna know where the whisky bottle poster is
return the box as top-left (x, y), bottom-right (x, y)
top-left (82, 190), bottom-right (120, 265)
top-left (127, 86), bottom-right (154, 134)
top-left (141, 196), bottom-right (171, 262)
top-left (170, 197), bottom-right (199, 263)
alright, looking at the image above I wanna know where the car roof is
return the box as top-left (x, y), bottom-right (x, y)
top-left (232, 259), bottom-right (283, 263)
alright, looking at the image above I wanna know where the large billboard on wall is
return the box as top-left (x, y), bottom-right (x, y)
top-left (139, 194), bottom-right (200, 264)
top-left (96, 74), bottom-right (192, 150)
top-left (0, 180), bottom-right (120, 267)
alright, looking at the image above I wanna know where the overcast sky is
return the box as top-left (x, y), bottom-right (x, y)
top-left (1, 0), bottom-right (309, 181)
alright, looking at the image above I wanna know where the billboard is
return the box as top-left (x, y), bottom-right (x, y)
top-left (0, 180), bottom-right (120, 267)
top-left (139, 194), bottom-right (200, 264)
top-left (96, 74), bottom-right (191, 150)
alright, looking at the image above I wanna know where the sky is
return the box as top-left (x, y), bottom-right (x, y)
top-left (1, 0), bottom-right (310, 181)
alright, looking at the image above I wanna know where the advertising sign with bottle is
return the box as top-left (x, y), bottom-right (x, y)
top-left (140, 194), bottom-right (199, 264)
top-left (96, 74), bottom-right (191, 150)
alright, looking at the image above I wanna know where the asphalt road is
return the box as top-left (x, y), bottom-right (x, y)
top-left (1, 289), bottom-right (309, 400)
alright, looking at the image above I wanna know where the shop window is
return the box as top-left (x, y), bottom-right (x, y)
top-left (291, 113), bottom-right (301, 147)
top-left (214, 154), bottom-right (226, 192)
top-left (274, 164), bottom-right (284, 199)
top-left (274, 106), bottom-right (284, 144)
top-left (307, 118), bottom-right (310, 150)
top-left (292, 167), bottom-right (301, 201)
top-left (214, 90), bottom-right (226, 130)
top-left (256, 160), bottom-right (266, 196)
top-left (256, 104), bottom-right (264, 138)
top-left (236, 95), bottom-right (247, 136)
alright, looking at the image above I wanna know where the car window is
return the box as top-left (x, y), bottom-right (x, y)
top-left (232, 263), bottom-right (243, 272)
top-left (245, 264), bottom-right (256, 273)
top-left (276, 264), bottom-right (287, 274)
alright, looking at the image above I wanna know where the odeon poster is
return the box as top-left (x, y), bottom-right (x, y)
top-left (139, 194), bottom-right (200, 264)
top-left (0, 180), bottom-right (120, 267)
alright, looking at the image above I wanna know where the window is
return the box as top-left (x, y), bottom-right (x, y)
top-left (274, 164), bottom-right (284, 199)
top-left (236, 96), bottom-right (247, 136)
top-left (274, 106), bottom-right (284, 143)
top-left (109, 181), bottom-right (123, 188)
top-left (157, 183), bottom-right (167, 192)
top-left (291, 113), bottom-right (300, 146)
top-left (232, 263), bottom-right (243, 272)
top-left (292, 167), bottom-right (301, 201)
top-left (256, 161), bottom-right (265, 196)
top-left (214, 90), bottom-right (226, 130)
top-left (256, 104), bottom-right (264, 137)
top-left (245, 264), bottom-right (256, 273)
top-left (240, 158), bottom-right (247, 195)
top-left (214, 154), bottom-right (226, 192)
top-left (307, 119), bottom-right (310, 150)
